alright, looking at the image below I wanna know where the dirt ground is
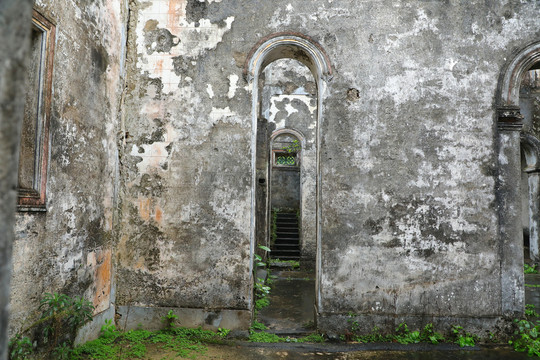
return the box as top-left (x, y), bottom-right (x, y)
top-left (142, 342), bottom-right (530, 360)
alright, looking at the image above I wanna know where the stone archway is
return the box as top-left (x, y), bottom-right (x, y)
top-left (496, 40), bottom-right (540, 315)
top-left (244, 32), bottom-right (332, 317)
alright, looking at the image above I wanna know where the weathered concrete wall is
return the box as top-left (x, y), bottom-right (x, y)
top-left (9, 0), bottom-right (128, 342)
top-left (117, 0), bottom-right (252, 329)
top-left (7, 0), bottom-right (540, 339)
top-left (117, 0), bottom-right (540, 333)
top-left (0, 1), bottom-right (34, 357)
top-left (270, 169), bottom-right (300, 210)
top-left (317, 1), bottom-right (539, 332)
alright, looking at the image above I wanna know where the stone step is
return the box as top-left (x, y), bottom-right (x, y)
top-left (276, 231), bottom-right (299, 236)
top-left (272, 212), bottom-right (300, 260)
top-left (271, 252), bottom-right (300, 259)
top-left (273, 243), bottom-right (300, 249)
top-left (276, 221), bottom-right (298, 226)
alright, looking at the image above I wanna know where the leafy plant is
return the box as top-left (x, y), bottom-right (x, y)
top-left (255, 297), bottom-right (270, 311)
top-left (8, 335), bottom-right (33, 360)
top-left (282, 140), bottom-right (301, 154)
top-left (525, 263), bottom-right (539, 274)
top-left (268, 258), bottom-right (300, 269)
top-left (527, 304), bottom-right (540, 318)
top-left (162, 310), bottom-right (178, 331)
top-left (39, 292), bottom-right (94, 349)
top-left (217, 328), bottom-right (230, 338)
top-left (251, 320), bottom-right (268, 331)
top-left (254, 278), bottom-right (270, 298)
top-left (420, 323), bottom-right (445, 344)
top-left (52, 342), bottom-right (71, 360)
top-left (249, 330), bottom-right (285, 343)
top-left (510, 318), bottom-right (540, 356)
top-left (100, 319), bottom-right (118, 341)
top-left (74, 325), bottom-right (220, 359)
top-left (254, 245), bottom-right (271, 268)
top-left (354, 326), bottom-right (393, 343)
top-left (452, 325), bottom-right (476, 347)
top-left (9, 292), bottom-right (94, 358)
top-left (395, 323), bottom-right (421, 344)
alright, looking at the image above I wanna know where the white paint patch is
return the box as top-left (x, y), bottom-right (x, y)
top-left (129, 122), bottom-right (177, 174)
top-left (284, 103), bottom-right (298, 116)
top-left (206, 84), bottom-right (214, 98)
top-left (227, 74), bottom-right (239, 99)
top-left (136, 1), bottom-right (235, 96)
top-left (209, 106), bottom-right (240, 124)
top-left (268, 94), bottom-right (316, 123)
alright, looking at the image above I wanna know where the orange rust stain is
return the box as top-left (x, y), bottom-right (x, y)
top-left (93, 249), bottom-right (112, 314)
top-left (139, 197), bottom-right (151, 221)
top-left (155, 58), bottom-right (164, 74)
top-left (155, 206), bottom-right (163, 224)
top-left (134, 257), bottom-right (145, 270)
top-left (168, 0), bottom-right (185, 27)
top-left (142, 102), bottom-right (164, 119)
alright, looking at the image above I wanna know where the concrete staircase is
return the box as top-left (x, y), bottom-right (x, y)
top-left (271, 212), bottom-right (300, 260)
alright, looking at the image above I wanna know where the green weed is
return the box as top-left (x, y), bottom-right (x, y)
top-left (73, 324), bottom-right (221, 359)
top-left (251, 320), bottom-right (268, 331)
top-left (9, 292), bottom-right (94, 358)
top-left (162, 310), bottom-right (178, 331)
top-left (451, 325), bottom-right (476, 347)
top-left (255, 297), bottom-right (270, 311)
top-left (8, 335), bottom-right (33, 360)
top-left (268, 258), bottom-right (300, 269)
top-left (510, 319), bottom-right (540, 356)
top-left (297, 333), bottom-right (325, 343)
top-left (527, 304), bottom-right (540, 318)
top-left (249, 330), bottom-right (285, 343)
top-left (525, 264), bottom-right (539, 274)
top-left (217, 328), bottom-right (230, 338)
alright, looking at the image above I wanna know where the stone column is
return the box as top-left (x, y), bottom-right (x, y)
top-left (527, 170), bottom-right (540, 264)
top-left (0, 1), bottom-right (34, 359)
top-left (497, 106), bottom-right (525, 316)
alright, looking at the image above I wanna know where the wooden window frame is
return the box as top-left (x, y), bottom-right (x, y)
top-left (17, 10), bottom-right (55, 211)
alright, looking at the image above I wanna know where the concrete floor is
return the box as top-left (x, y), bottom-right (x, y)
top-left (246, 267), bottom-right (539, 359)
top-left (257, 268), bottom-right (315, 335)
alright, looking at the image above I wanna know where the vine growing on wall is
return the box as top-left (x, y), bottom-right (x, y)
top-left (282, 140), bottom-right (300, 154)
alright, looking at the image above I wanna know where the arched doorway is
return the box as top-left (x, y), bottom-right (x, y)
top-left (520, 133), bottom-right (540, 264)
top-left (244, 33), bottom-right (332, 325)
top-left (496, 41), bottom-right (540, 315)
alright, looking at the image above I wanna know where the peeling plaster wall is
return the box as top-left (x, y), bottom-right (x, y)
top-left (118, 0), bottom-right (251, 328)
top-left (118, 0), bottom-right (540, 333)
top-left (9, 0), bottom-right (540, 338)
top-left (9, 0), bottom-right (127, 340)
top-left (0, 1), bottom-right (34, 356)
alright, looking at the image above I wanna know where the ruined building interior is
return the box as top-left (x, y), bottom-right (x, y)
top-left (3, 0), bottom-right (540, 353)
